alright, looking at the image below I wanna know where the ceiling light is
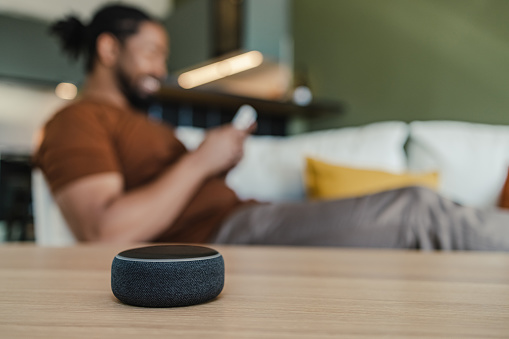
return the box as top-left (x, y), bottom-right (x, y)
top-left (55, 82), bottom-right (77, 100)
top-left (178, 51), bottom-right (264, 89)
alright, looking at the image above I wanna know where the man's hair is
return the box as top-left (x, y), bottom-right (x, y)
top-left (50, 4), bottom-right (154, 73)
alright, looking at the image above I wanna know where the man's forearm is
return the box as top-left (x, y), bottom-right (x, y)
top-left (95, 152), bottom-right (210, 243)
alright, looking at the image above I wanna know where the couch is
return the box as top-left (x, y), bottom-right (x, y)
top-left (33, 120), bottom-right (509, 246)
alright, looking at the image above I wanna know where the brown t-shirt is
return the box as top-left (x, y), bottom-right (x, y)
top-left (35, 99), bottom-right (245, 243)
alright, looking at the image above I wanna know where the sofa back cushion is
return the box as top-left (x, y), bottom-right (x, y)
top-left (408, 121), bottom-right (509, 207)
top-left (177, 121), bottom-right (409, 202)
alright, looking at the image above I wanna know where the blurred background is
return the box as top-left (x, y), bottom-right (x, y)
top-left (1, 0), bottom-right (509, 242)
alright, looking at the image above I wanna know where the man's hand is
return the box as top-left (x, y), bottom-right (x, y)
top-left (192, 124), bottom-right (251, 177)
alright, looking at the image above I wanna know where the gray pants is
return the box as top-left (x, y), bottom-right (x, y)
top-left (212, 186), bottom-right (509, 251)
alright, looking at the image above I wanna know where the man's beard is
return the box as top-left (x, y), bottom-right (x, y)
top-left (115, 68), bottom-right (158, 112)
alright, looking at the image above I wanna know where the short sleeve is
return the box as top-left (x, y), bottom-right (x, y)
top-left (35, 103), bottom-right (121, 193)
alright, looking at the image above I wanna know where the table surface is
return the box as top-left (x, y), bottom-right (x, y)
top-left (1, 244), bottom-right (509, 338)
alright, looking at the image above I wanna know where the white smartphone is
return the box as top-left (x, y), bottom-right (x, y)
top-left (232, 104), bottom-right (257, 130)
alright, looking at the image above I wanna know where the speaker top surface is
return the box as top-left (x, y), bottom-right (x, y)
top-left (115, 245), bottom-right (220, 262)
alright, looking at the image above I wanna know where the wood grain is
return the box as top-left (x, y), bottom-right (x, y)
top-left (1, 244), bottom-right (509, 338)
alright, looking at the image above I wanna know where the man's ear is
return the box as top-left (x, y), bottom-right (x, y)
top-left (95, 33), bottom-right (121, 68)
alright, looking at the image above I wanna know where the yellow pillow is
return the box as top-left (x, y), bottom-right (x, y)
top-left (305, 157), bottom-right (439, 200)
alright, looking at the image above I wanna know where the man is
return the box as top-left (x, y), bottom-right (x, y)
top-left (36, 4), bottom-right (509, 250)
top-left (37, 5), bottom-right (255, 244)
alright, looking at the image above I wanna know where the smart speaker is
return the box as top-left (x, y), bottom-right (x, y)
top-left (111, 245), bottom-right (224, 307)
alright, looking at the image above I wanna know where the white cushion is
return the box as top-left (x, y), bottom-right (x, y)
top-left (177, 121), bottom-right (409, 202)
top-left (408, 121), bottom-right (509, 207)
top-left (175, 126), bottom-right (205, 151)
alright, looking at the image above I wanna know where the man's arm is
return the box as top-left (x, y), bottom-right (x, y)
top-left (54, 125), bottom-right (248, 243)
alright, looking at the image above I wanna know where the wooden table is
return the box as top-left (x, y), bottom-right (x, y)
top-left (1, 244), bottom-right (509, 338)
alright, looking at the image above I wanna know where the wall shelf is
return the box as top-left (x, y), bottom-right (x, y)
top-left (156, 86), bottom-right (344, 136)
top-left (157, 86), bottom-right (343, 118)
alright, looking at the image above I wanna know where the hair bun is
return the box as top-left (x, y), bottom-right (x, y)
top-left (50, 16), bottom-right (87, 60)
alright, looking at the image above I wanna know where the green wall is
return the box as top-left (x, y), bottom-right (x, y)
top-left (165, 0), bottom-right (213, 72)
top-left (294, 0), bottom-right (509, 129)
top-left (0, 14), bottom-right (82, 84)
top-left (244, 0), bottom-right (290, 61)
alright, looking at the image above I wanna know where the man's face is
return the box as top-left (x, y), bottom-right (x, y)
top-left (115, 21), bottom-right (169, 111)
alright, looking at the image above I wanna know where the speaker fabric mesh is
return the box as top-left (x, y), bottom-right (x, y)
top-left (111, 252), bottom-right (224, 307)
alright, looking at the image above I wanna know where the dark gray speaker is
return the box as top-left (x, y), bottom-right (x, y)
top-left (111, 245), bottom-right (224, 307)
